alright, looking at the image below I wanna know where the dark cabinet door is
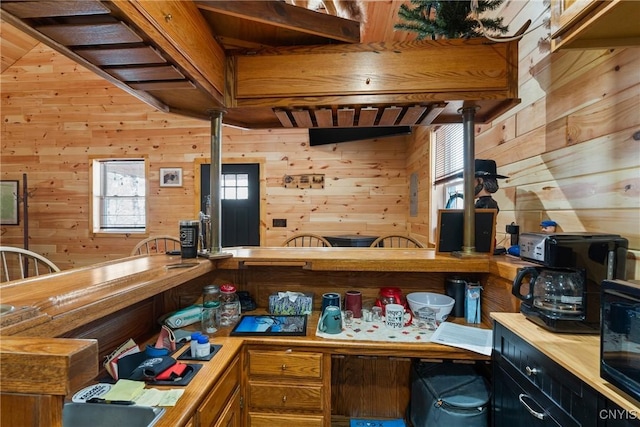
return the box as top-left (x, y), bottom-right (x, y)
top-left (493, 366), bottom-right (577, 427)
top-left (598, 400), bottom-right (640, 427)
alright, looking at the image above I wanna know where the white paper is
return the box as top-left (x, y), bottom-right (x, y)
top-left (135, 388), bottom-right (184, 407)
top-left (429, 322), bottom-right (493, 356)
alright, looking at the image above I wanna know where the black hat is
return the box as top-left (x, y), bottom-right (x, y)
top-left (475, 159), bottom-right (508, 179)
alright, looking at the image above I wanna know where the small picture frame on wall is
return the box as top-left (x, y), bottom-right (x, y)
top-left (160, 168), bottom-right (182, 187)
top-left (0, 180), bottom-right (19, 225)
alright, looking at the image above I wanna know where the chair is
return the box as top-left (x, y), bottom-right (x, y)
top-left (369, 235), bottom-right (425, 248)
top-left (0, 246), bottom-right (61, 282)
top-left (282, 233), bottom-right (332, 247)
top-left (131, 236), bottom-right (181, 256)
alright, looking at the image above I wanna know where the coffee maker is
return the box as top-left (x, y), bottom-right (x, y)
top-left (512, 232), bottom-right (628, 333)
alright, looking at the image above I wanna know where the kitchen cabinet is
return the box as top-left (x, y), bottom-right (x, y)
top-left (197, 356), bottom-right (243, 427)
top-left (493, 322), bottom-right (598, 426)
top-left (213, 387), bottom-right (242, 427)
top-left (550, 0), bottom-right (640, 51)
top-left (244, 346), bottom-right (329, 427)
top-left (493, 321), bottom-right (639, 427)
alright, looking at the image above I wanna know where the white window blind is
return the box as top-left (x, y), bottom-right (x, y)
top-left (434, 124), bottom-right (464, 185)
top-left (93, 159), bottom-right (146, 232)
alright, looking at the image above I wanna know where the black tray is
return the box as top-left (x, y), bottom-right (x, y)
top-left (177, 344), bottom-right (222, 361)
top-left (146, 363), bottom-right (202, 386)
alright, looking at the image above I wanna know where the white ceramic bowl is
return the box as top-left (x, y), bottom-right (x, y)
top-left (406, 292), bottom-right (455, 322)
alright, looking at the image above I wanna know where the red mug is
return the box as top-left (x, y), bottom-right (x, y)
top-left (344, 290), bottom-right (362, 318)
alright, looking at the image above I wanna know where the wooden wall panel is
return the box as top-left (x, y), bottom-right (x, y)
top-left (406, 125), bottom-right (431, 246)
top-left (0, 20), bottom-right (38, 72)
top-left (0, 30), bottom-right (414, 268)
top-left (475, 3), bottom-right (639, 278)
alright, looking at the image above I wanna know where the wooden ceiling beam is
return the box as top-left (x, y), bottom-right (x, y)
top-left (420, 103), bottom-right (448, 125)
top-left (194, 0), bottom-right (360, 44)
top-left (0, 0), bottom-right (109, 18)
top-left (129, 81), bottom-right (196, 90)
top-left (291, 109), bottom-right (314, 128)
top-left (337, 108), bottom-right (355, 127)
top-left (399, 105), bottom-right (428, 125)
top-left (315, 109), bottom-right (334, 127)
top-left (75, 46), bottom-right (167, 66)
top-left (378, 106), bottom-right (402, 126)
top-left (358, 107), bottom-right (378, 126)
top-left (274, 110), bottom-right (294, 127)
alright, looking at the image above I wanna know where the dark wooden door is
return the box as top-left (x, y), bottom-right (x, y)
top-left (200, 163), bottom-right (260, 247)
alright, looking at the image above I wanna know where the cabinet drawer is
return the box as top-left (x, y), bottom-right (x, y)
top-left (248, 412), bottom-right (324, 427)
top-left (494, 322), bottom-right (584, 391)
top-left (248, 349), bottom-right (322, 379)
top-left (248, 382), bottom-right (324, 411)
top-left (198, 357), bottom-right (241, 426)
top-left (493, 322), bottom-right (599, 425)
top-left (494, 365), bottom-right (577, 427)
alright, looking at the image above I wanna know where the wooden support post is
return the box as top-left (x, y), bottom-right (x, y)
top-left (454, 106), bottom-right (484, 258)
top-left (208, 110), bottom-right (232, 259)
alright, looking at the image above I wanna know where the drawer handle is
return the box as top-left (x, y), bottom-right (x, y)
top-left (518, 393), bottom-right (545, 420)
top-left (525, 366), bottom-right (539, 376)
top-left (281, 364), bottom-right (287, 371)
top-left (282, 395), bottom-right (287, 403)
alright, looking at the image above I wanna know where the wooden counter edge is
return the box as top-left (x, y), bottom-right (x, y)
top-left (491, 312), bottom-right (640, 413)
top-left (214, 247), bottom-right (493, 273)
top-left (0, 336), bottom-right (98, 395)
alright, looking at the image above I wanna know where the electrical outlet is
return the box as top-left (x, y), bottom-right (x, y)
top-left (273, 219), bottom-right (287, 228)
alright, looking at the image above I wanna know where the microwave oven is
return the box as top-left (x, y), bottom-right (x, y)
top-left (600, 279), bottom-right (640, 402)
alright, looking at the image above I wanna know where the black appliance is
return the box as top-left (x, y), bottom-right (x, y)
top-left (600, 279), bottom-right (640, 402)
top-left (513, 232), bottom-right (628, 333)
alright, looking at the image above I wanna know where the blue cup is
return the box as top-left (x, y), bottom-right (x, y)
top-left (321, 292), bottom-right (341, 314)
top-left (318, 306), bottom-right (342, 334)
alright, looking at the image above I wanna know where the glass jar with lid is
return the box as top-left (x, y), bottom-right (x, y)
top-left (219, 283), bottom-right (241, 326)
top-left (201, 285), bottom-right (220, 334)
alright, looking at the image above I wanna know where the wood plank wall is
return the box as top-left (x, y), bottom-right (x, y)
top-left (1, 5), bottom-right (639, 279)
top-left (0, 23), bottom-right (413, 269)
top-left (474, 1), bottom-right (639, 279)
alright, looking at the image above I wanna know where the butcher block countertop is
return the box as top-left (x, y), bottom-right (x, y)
top-left (213, 246), bottom-right (532, 274)
top-left (491, 312), bottom-right (640, 413)
top-left (0, 249), bottom-right (532, 337)
top-left (0, 255), bottom-right (215, 336)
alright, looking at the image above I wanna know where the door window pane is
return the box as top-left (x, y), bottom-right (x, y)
top-left (222, 173), bottom-right (249, 200)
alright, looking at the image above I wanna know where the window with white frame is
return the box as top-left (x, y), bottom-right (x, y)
top-left (91, 158), bottom-right (147, 233)
top-left (434, 124), bottom-right (465, 209)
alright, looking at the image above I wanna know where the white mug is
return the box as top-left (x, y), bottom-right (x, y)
top-left (385, 303), bottom-right (410, 330)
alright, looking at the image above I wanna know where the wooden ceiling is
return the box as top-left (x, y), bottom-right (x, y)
top-left (0, 1), bottom-right (520, 128)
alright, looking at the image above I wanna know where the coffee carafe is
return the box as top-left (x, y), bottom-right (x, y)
top-left (515, 232), bottom-right (628, 334)
top-left (513, 267), bottom-right (587, 329)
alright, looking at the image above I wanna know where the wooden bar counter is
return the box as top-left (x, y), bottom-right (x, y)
top-left (214, 246), bottom-right (492, 272)
top-left (0, 248), bottom-right (529, 426)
